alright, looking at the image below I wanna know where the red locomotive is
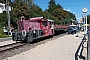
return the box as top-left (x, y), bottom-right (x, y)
top-left (12, 16), bottom-right (69, 43)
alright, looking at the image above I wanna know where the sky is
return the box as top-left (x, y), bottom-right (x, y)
top-left (34, 0), bottom-right (90, 23)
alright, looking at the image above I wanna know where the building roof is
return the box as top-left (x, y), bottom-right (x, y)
top-left (47, 19), bottom-right (54, 22)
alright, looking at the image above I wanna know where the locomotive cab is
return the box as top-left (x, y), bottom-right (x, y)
top-left (47, 19), bottom-right (54, 35)
top-left (30, 17), bottom-right (52, 37)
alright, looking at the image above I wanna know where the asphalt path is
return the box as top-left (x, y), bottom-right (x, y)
top-left (0, 37), bottom-right (12, 42)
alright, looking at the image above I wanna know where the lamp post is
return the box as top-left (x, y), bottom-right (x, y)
top-left (82, 7), bottom-right (88, 34)
top-left (6, 0), bottom-right (11, 32)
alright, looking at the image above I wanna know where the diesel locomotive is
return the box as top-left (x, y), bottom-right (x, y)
top-left (12, 16), bottom-right (69, 43)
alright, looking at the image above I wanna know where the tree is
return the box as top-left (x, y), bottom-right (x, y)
top-left (52, 8), bottom-right (69, 20)
top-left (26, 0), bottom-right (34, 6)
top-left (48, 0), bottom-right (56, 12)
top-left (12, 0), bottom-right (29, 18)
top-left (28, 4), bottom-right (43, 18)
top-left (0, 0), bottom-right (5, 3)
top-left (56, 3), bottom-right (63, 9)
top-left (46, 0), bottom-right (76, 24)
top-left (48, 0), bottom-right (56, 7)
top-left (66, 11), bottom-right (76, 20)
top-left (9, 0), bottom-right (30, 28)
top-left (0, 12), bottom-right (7, 27)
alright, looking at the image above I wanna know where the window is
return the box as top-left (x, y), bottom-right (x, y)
top-left (63, 22), bottom-right (64, 24)
top-left (65, 22), bottom-right (67, 24)
top-left (42, 21), bottom-right (47, 26)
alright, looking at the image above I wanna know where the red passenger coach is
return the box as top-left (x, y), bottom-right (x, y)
top-left (12, 17), bottom-right (54, 43)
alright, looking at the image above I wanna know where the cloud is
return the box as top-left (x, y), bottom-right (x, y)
top-left (75, 15), bottom-right (77, 17)
top-left (64, 9), bottom-right (75, 14)
top-left (77, 17), bottom-right (82, 20)
top-left (64, 9), bottom-right (71, 12)
top-left (66, 9), bottom-right (71, 12)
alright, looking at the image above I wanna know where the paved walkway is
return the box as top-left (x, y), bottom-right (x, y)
top-left (0, 37), bottom-right (15, 46)
top-left (3, 32), bottom-right (87, 60)
top-left (0, 37), bottom-right (12, 42)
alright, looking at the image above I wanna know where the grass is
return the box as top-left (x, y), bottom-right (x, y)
top-left (0, 34), bottom-right (10, 38)
top-left (0, 27), bottom-right (10, 38)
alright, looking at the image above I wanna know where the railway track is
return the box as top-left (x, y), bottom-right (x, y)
top-left (0, 32), bottom-right (67, 53)
top-left (0, 42), bottom-right (26, 53)
top-left (0, 32), bottom-right (67, 60)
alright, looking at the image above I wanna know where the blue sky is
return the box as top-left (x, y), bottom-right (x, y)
top-left (34, 0), bottom-right (90, 22)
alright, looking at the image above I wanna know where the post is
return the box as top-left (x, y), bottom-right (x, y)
top-left (82, 7), bottom-right (88, 35)
top-left (6, 0), bottom-right (11, 34)
top-left (83, 14), bottom-right (86, 34)
top-left (86, 16), bottom-right (87, 34)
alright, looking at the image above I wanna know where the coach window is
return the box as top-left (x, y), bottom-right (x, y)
top-left (42, 21), bottom-right (47, 26)
top-left (65, 22), bottom-right (67, 24)
top-left (63, 22), bottom-right (64, 25)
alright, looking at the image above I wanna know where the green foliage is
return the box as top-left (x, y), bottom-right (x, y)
top-left (52, 8), bottom-right (69, 20)
top-left (29, 5), bottom-right (43, 17)
top-left (13, 0), bottom-right (30, 18)
top-left (0, 27), bottom-right (4, 35)
top-left (10, 0), bottom-right (30, 28)
top-left (0, 0), bottom-right (5, 3)
top-left (0, 27), bottom-right (9, 38)
top-left (0, 35), bottom-right (9, 38)
top-left (66, 11), bottom-right (76, 20)
top-left (49, 14), bottom-right (59, 24)
top-left (60, 19), bottom-right (71, 25)
top-left (46, 0), bottom-right (76, 24)
top-left (0, 12), bottom-right (7, 27)
top-left (0, 27), bottom-right (8, 38)
top-left (43, 10), bottom-right (59, 24)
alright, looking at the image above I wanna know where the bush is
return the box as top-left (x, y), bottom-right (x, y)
top-left (0, 35), bottom-right (9, 38)
top-left (0, 27), bottom-right (9, 38)
top-left (0, 27), bottom-right (4, 35)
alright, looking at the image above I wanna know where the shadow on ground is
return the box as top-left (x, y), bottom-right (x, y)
top-left (75, 35), bottom-right (87, 60)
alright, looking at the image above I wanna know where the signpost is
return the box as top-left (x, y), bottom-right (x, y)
top-left (82, 7), bottom-right (88, 34)
top-left (82, 7), bottom-right (88, 13)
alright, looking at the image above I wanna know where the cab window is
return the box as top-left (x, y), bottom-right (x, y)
top-left (42, 21), bottom-right (47, 26)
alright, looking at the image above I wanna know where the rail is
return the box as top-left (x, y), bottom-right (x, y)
top-left (0, 42), bottom-right (25, 53)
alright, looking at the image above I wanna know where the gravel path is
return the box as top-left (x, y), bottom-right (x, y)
top-left (3, 32), bottom-right (87, 60)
